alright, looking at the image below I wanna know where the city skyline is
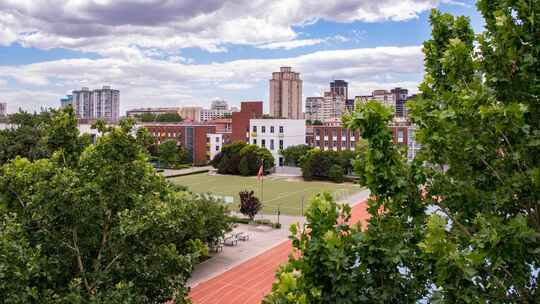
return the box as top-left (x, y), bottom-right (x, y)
top-left (0, 1), bottom-right (483, 114)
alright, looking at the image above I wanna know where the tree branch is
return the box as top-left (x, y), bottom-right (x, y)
top-left (72, 228), bottom-right (92, 294)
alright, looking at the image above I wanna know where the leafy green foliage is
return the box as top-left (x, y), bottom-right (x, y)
top-left (280, 145), bottom-right (311, 166)
top-left (328, 165), bottom-right (344, 183)
top-left (0, 110), bottom-right (52, 165)
top-left (266, 3), bottom-right (540, 303)
top-left (211, 141), bottom-right (274, 175)
top-left (0, 108), bottom-right (231, 303)
top-left (135, 112), bottom-right (184, 123)
top-left (299, 149), bottom-right (355, 182)
top-left (239, 190), bottom-right (262, 220)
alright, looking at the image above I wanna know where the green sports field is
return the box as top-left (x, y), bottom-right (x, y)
top-left (169, 173), bottom-right (363, 216)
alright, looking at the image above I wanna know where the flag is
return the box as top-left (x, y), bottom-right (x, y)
top-left (257, 164), bottom-right (264, 181)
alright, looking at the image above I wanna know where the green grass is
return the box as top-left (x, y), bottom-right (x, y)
top-left (169, 173), bottom-right (363, 216)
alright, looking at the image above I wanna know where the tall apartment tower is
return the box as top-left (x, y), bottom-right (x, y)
top-left (269, 67), bottom-right (302, 119)
top-left (330, 80), bottom-right (348, 100)
top-left (72, 86), bottom-right (120, 123)
top-left (391, 87), bottom-right (408, 117)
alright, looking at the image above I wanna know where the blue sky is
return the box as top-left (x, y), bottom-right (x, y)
top-left (0, 0), bottom-right (483, 114)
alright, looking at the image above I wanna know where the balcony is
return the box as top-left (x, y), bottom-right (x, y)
top-left (250, 132), bottom-right (257, 137)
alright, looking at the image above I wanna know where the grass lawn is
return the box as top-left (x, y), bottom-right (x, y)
top-left (169, 173), bottom-right (363, 216)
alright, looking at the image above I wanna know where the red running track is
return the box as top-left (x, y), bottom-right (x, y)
top-left (189, 199), bottom-right (369, 304)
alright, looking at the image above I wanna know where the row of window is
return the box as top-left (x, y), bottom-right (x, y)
top-left (252, 125), bottom-right (284, 133)
top-left (315, 140), bottom-right (356, 148)
top-left (314, 128), bottom-right (358, 137)
top-left (152, 131), bottom-right (178, 138)
top-left (252, 138), bottom-right (283, 151)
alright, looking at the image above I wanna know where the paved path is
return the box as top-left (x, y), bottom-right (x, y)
top-left (161, 166), bottom-right (212, 177)
top-left (189, 190), bottom-right (371, 304)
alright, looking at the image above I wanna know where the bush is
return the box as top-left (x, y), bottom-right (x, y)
top-left (239, 157), bottom-right (250, 176)
top-left (212, 141), bottom-right (274, 176)
top-left (328, 164), bottom-right (344, 183)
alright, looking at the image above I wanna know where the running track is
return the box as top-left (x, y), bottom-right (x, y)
top-left (189, 199), bottom-right (369, 304)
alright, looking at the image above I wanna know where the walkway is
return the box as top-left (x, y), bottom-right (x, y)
top-left (161, 166), bottom-right (212, 178)
top-left (189, 191), bottom-right (371, 304)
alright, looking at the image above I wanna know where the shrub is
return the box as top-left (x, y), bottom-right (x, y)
top-left (329, 164), bottom-right (344, 183)
top-left (239, 157), bottom-right (250, 176)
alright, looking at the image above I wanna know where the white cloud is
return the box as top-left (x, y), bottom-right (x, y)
top-left (219, 83), bottom-right (254, 90)
top-left (258, 39), bottom-right (324, 50)
top-left (0, 45), bottom-right (424, 113)
top-left (0, 0), bottom-right (442, 53)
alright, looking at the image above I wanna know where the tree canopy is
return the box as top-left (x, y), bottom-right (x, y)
top-left (265, 2), bottom-right (539, 303)
top-left (210, 141), bottom-right (274, 175)
top-left (0, 109), bottom-right (231, 303)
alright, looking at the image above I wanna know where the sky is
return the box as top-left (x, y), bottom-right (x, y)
top-left (0, 0), bottom-right (484, 115)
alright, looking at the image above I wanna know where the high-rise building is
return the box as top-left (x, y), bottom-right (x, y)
top-left (269, 67), bottom-right (303, 119)
top-left (321, 92), bottom-right (346, 121)
top-left (330, 80), bottom-right (348, 100)
top-left (60, 95), bottom-right (73, 108)
top-left (72, 86), bottom-right (120, 123)
top-left (0, 102), bottom-right (6, 116)
top-left (391, 87), bottom-right (408, 117)
top-left (305, 97), bottom-right (324, 121)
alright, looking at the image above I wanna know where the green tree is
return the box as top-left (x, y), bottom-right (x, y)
top-left (328, 164), bottom-right (344, 183)
top-left (158, 139), bottom-right (179, 168)
top-left (135, 112), bottom-right (183, 123)
top-left (266, 3), bottom-right (540, 303)
top-left (0, 110), bottom-right (52, 165)
top-left (135, 127), bottom-right (157, 156)
top-left (239, 190), bottom-right (262, 221)
top-left (0, 115), bottom-right (231, 302)
top-left (281, 145), bottom-right (311, 166)
top-left (212, 141), bottom-right (274, 175)
top-left (239, 156), bottom-right (250, 176)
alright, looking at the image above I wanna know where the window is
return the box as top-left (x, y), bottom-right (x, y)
top-left (253, 139), bottom-right (257, 145)
top-left (270, 139), bottom-right (274, 150)
top-left (332, 129), bottom-right (337, 137)
top-left (397, 130), bottom-right (404, 143)
top-left (324, 140), bottom-right (328, 147)
top-left (324, 128), bottom-right (328, 136)
top-left (252, 126), bottom-right (257, 132)
top-left (215, 146), bottom-right (219, 151)
top-left (316, 140), bottom-right (320, 146)
top-left (262, 126), bottom-right (266, 133)
top-left (279, 140), bottom-right (283, 150)
top-left (215, 137), bottom-right (219, 143)
top-left (270, 126), bottom-right (275, 133)
top-left (315, 129), bottom-right (320, 136)
top-left (279, 126), bottom-right (284, 133)
top-left (261, 139), bottom-right (266, 148)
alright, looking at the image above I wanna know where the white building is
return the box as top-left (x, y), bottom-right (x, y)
top-left (72, 86), bottom-right (120, 123)
top-left (206, 133), bottom-right (224, 161)
top-left (249, 119), bottom-right (306, 166)
top-left (200, 108), bottom-right (234, 121)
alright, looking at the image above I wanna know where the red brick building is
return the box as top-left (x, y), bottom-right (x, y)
top-left (142, 123), bottom-right (217, 166)
top-left (306, 125), bottom-right (361, 151)
top-left (231, 101), bottom-right (263, 142)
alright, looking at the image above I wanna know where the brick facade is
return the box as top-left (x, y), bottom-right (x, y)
top-left (231, 101), bottom-right (263, 142)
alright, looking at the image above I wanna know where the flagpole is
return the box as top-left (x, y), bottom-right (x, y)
top-left (260, 160), bottom-right (264, 210)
